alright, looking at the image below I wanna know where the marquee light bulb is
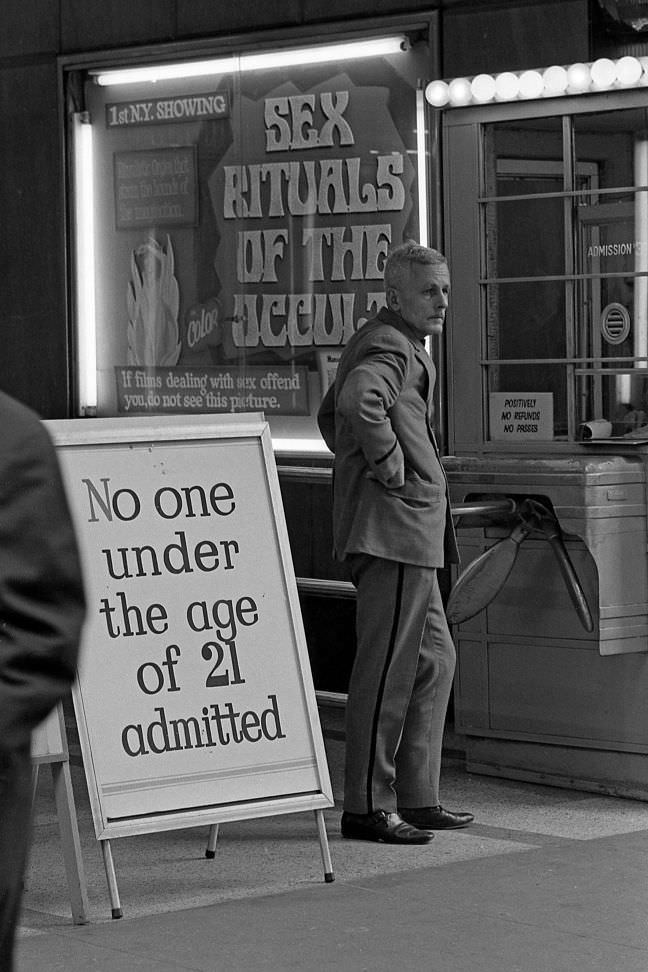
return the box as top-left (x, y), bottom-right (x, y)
top-left (448, 77), bottom-right (472, 106)
top-left (425, 79), bottom-right (449, 107)
top-left (567, 62), bottom-right (591, 92)
top-left (590, 58), bottom-right (616, 89)
top-left (470, 73), bottom-right (497, 103)
top-left (616, 56), bottom-right (642, 86)
top-left (518, 70), bottom-right (544, 99)
top-left (428, 55), bottom-right (648, 111)
top-left (542, 65), bottom-right (569, 95)
top-left (495, 72), bottom-right (520, 101)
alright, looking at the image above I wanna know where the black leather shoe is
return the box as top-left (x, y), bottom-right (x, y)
top-left (341, 809), bottom-right (434, 844)
top-left (398, 805), bottom-right (474, 830)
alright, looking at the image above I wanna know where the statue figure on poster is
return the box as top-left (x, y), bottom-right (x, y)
top-left (127, 235), bottom-right (182, 367)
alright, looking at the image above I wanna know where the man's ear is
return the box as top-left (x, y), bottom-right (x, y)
top-left (386, 286), bottom-right (399, 312)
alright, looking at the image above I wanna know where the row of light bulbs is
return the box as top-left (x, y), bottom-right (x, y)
top-left (425, 56), bottom-right (648, 108)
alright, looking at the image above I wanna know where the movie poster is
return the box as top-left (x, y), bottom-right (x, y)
top-left (82, 46), bottom-right (427, 435)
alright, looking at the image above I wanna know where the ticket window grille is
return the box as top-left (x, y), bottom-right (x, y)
top-left (444, 100), bottom-right (648, 447)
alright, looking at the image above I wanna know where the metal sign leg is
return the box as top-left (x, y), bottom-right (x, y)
top-left (100, 839), bottom-right (123, 919)
top-left (205, 823), bottom-right (219, 859)
top-left (314, 809), bottom-right (335, 883)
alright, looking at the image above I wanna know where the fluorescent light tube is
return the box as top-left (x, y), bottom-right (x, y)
top-left (94, 56), bottom-right (238, 86)
top-left (93, 37), bottom-right (407, 87)
top-left (73, 113), bottom-right (98, 414)
top-left (240, 37), bottom-right (407, 72)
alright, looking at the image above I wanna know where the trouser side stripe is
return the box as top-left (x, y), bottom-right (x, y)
top-left (365, 562), bottom-right (405, 813)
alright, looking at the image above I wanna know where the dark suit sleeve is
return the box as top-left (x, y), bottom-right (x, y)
top-left (0, 417), bottom-right (86, 751)
top-left (336, 337), bottom-right (408, 488)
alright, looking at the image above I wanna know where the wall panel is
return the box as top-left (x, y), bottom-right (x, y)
top-left (443, 0), bottom-right (589, 76)
top-left (176, 1), bottom-right (302, 37)
top-left (0, 63), bottom-right (69, 416)
top-left (0, 1), bottom-right (58, 57)
top-left (303, 0), bottom-right (435, 20)
top-left (60, 0), bottom-right (176, 52)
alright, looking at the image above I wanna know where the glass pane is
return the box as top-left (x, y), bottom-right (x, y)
top-left (482, 117), bottom-right (569, 442)
top-left (576, 370), bottom-right (648, 438)
top-left (478, 108), bottom-right (648, 445)
top-left (483, 118), bottom-right (566, 280)
top-left (574, 107), bottom-right (648, 194)
top-left (485, 280), bottom-right (566, 361)
top-left (485, 195), bottom-right (564, 279)
top-left (484, 117), bottom-right (564, 196)
top-left (574, 108), bottom-right (648, 434)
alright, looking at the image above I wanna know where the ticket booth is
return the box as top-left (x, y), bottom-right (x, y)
top-left (428, 59), bottom-right (648, 799)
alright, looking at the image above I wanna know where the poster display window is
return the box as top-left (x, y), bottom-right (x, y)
top-left (69, 38), bottom-right (429, 445)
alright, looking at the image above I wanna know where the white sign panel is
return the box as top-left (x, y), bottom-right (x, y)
top-left (489, 393), bottom-right (554, 441)
top-left (46, 414), bottom-right (332, 839)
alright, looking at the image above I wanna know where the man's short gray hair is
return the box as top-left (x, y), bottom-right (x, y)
top-left (384, 241), bottom-right (448, 290)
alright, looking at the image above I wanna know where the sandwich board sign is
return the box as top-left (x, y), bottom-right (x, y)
top-left (46, 413), bottom-right (334, 911)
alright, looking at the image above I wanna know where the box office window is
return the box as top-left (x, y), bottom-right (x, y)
top-left (444, 99), bottom-right (648, 447)
top-left (68, 39), bottom-right (430, 444)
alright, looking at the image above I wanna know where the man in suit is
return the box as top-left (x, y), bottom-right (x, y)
top-left (317, 241), bottom-right (473, 844)
top-left (0, 391), bottom-right (86, 971)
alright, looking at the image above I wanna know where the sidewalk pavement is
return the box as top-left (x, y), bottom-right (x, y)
top-left (14, 733), bottom-right (648, 971)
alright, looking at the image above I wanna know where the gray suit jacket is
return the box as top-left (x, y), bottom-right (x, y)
top-left (317, 307), bottom-right (459, 568)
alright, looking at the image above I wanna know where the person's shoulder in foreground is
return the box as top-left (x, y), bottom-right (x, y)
top-left (0, 389), bottom-right (86, 750)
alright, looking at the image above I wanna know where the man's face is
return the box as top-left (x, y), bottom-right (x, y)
top-left (387, 262), bottom-right (450, 339)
